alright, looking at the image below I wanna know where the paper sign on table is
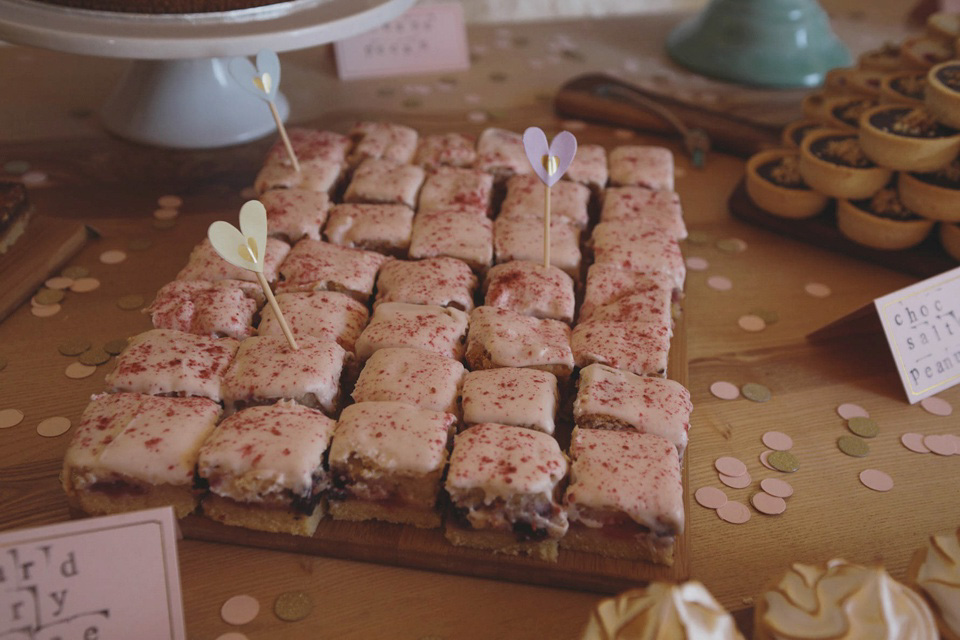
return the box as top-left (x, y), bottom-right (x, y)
top-left (0, 507), bottom-right (185, 640)
top-left (809, 265), bottom-right (960, 403)
top-left (334, 2), bottom-right (470, 80)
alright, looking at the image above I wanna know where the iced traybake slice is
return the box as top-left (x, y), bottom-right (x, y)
top-left (374, 257), bottom-right (478, 312)
top-left (221, 335), bottom-right (348, 416)
top-left (564, 143), bottom-right (608, 193)
top-left (417, 167), bottom-right (493, 215)
top-left (493, 215), bottom-right (582, 280)
top-left (264, 128), bottom-right (350, 166)
top-left (146, 279), bottom-right (264, 340)
top-left (500, 174), bottom-right (590, 228)
top-left (347, 121), bottom-right (418, 167)
top-left (408, 206), bottom-right (494, 273)
top-left (275, 238), bottom-right (388, 302)
top-left (105, 329), bottom-right (239, 403)
top-left (323, 203), bottom-right (414, 256)
top-left (599, 187), bottom-right (687, 239)
top-left (571, 320), bottom-right (671, 377)
top-left (461, 367), bottom-right (558, 435)
top-left (328, 401), bottom-right (456, 528)
top-left (258, 188), bottom-right (330, 243)
top-left (483, 260), bottom-right (576, 324)
top-left (580, 265), bottom-right (676, 322)
top-left (355, 302), bottom-right (470, 361)
top-left (342, 158), bottom-right (425, 209)
top-left (62, 392), bottom-right (221, 518)
top-left (258, 290), bottom-right (368, 353)
top-left (608, 145), bottom-right (674, 191)
top-left (196, 400), bottom-right (336, 536)
top-left (562, 428), bottom-right (683, 565)
top-left (445, 422), bottom-right (568, 561)
top-left (352, 347), bottom-right (465, 415)
top-left (908, 528), bottom-right (960, 640)
top-left (585, 290), bottom-right (673, 330)
top-left (466, 306), bottom-right (574, 380)
top-left (413, 132), bottom-right (477, 170)
top-left (254, 157), bottom-right (343, 196)
top-left (475, 127), bottom-right (531, 181)
top-left (177, 237), bottom-right (289, 285)
top-left (590, 223), bottom-right (685, 291)
top-left (574, 364), bottom-right (691, 458)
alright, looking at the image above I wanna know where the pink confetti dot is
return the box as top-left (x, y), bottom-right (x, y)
top-left (947, 434), bottom-right (960, 455)
top-left (901, 433), bottom-right (930, 453)
top-left (21, 170), bottom-right (48, 185)
top-left (760, 478), bottom-right (794, 498)
top-left (36, 416), bottom-right (71, 438)
top-left (221, 595), bottom-right (259, 626)
top-left (153, 207), bottom-right (178, 221)
top-left (759, 450), bottom-right (775, 470)
top-left (69, 277), bottom-right (100, 293)
top-left (762, 431), bottom-right (793, 451)
top-left (837, 403), bottom-right (869, 420)
top-left (710, 381), bottom-right (740, 400)
top-left (859, 469), bottom-right (894, 492)
top-left (31, 304), bottom-right (61, 318)
top-left (157, 194), bottom-right (182, 208)
top-left (695, 486), bottom-right (727, 510)
top-left (921, 396), bottom-right (953, 417)
top-left (685, 256), bottom-right (708, 271)
top-left (215, 633), bottom-right (249, 640)
top-left (752, 492), bottom-right (787, 515)
top-left (464, 93), bottom-right (481, 105)
top-left (467, 111), bottom-right (488, 123)
top-left (0, 408), bottom-right (25, 429)
top-left (719, 471), bottom-right (752, 489)
top-left (924, 434), bottom-right (957, 456)
top-left (717, 501), bottom-right (751, 524)
top-left (715, 456), bottom-right (747, 477)
top-left (707, 275), bottom-right (732, 291)
top-left (805, 282), bottom-right (832, 298)
top-left (99, 249), bottom-right (127, 265)
top-left (738, 314), bottom-right (766, 332)
top-left (44, 276), bottom-right (73, 290)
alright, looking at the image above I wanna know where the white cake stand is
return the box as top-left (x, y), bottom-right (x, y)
top-left (0, 0), bottom-right (416, 148)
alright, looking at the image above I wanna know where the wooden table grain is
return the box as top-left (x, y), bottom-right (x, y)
top-left (2, 8), bottom-right (957, 640)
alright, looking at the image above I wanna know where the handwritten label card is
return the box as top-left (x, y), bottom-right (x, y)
top-left (334, 2), bottom-right (470, 80)
top-left (0, 507), bottom-right (185, 640)
top-left (874, 265), bottom-right (960, 402)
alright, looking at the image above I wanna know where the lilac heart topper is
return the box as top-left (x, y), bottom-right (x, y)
top-left (522, 127), bottom-right (577, 187)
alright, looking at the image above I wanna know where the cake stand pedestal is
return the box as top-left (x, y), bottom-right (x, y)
top-left (0, 0), bottom-right (416, 148)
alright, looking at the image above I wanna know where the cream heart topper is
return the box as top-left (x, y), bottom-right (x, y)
top-left (228, 49), bottom-right (281, 103)
top-left (208, 201), bottom-right (269, 273)
top-left (522, 127), bottom-right (577, 187)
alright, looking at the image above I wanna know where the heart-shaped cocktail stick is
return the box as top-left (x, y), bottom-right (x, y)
top-left (522, 127), bottom-right (578, 269)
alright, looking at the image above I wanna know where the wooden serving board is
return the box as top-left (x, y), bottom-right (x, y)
top-left (728, 179), bottom-right (959, 279)
top-left (180, 315), bottom-right (690, 594)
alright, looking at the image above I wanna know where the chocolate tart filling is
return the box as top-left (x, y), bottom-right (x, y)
top-left (831, 98), bottom-right (878, 128)
top-left (910, 160), bottom-right (960, 188)
top-left (850, 187), bottom-right (921, 221)
top-left (935, 65), bottom-right (960, 92)
top-left (868, 107), bottom-right (958, 138)
top-left (889, 74), bottom-right (926, 101)
top-left (810, 135), bottom-right (875, 168)
top-left (757, 157), bottom-right (808, 190)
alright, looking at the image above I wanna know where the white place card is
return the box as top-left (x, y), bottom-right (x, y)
top-left (334, 2), bottom-right (470, 80)
top-left (0, 507), bottom-right (185, 640)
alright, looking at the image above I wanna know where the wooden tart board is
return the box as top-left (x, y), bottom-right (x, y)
top-left (728, 179), bottom-right (958, 279)
top-left (180, 313), bottom-right (690, 594)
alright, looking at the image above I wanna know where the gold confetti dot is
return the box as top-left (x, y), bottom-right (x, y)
top-left (31, 303), bottom-right (61, 318)
top-left (116, 294), bottom-right (145, 310)
top-left (847, 417), bottom-right (879, 438)
top-left (716, 238), bottom-right (748, 253)
top-left (102, 338), bottom-right (129, 355)
top-left (837, 434), bottom-right (870, 457)
top-left (65, 362), bottom-right (97, 379)
top-left (45, 276), bottom-right (74, 290)
top-left (70, 277), bottom-right (101, 293)
top-left (61, 265), bottom-right (89, 279)
top-left (741, 382), bottom-right (771, 403)
top-left (157, 194), bottom-right (182, 208)
top-left (34, 288), bottom-right (65, 305)
top-left (0, 408), bottom-right (25, 429)
top-left (768, 451), bottom-right (800, 473)
top-left (273, 591), bottom-right (313, 622)
top-left (58, 338), bottom-right (91, 357)
top-left (78, 348), bottom-right (110, 366)
top-left (37, 416), bottom-right (71, 438)
top-left (153, 207), bottom-right (179, 221)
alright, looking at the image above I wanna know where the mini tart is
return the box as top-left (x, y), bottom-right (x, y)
top-left (901, 36), bottom-right (954, 70)
top-left (925, 61), bottom-right (960, 129)
top-left (942, 222), bottom-right (960, 261)
top-left (799, 129), bottom-right (892, 199)
top-left (879, 71), bottom-right (927, 107)
top-left (801, 91), bottom-right (831, 122)
top-left (857, 43), bottom-right (905, 73)
top-left (745, 149), bottom-right (829, 219)
top-left (837, 188), bottom-right (934, 250)
top-left (781, 119), bottom-right (828, 149)
top-left (823, 95), bottom-right (880, 130)
top-left (899, 161), bottom-right (960, 222)
top-left (859, 104), bottom-right (960, 172)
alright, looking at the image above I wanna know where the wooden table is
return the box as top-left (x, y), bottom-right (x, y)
top-left (2, 6), bottom-right (957, 639)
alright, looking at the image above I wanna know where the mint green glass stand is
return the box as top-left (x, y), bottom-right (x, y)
top-left (667, 0), bottom-right (852, 88)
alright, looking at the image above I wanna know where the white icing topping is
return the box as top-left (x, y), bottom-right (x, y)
top-left (329, 401), bottom-right (455, 474)
top-left (484, 260), bottom-right (575, 323)
top-left (276, 238), bottom-right (387, 299)
top-left (324, 203), bottom-right (414, 252)
top-left (588, 291), bottom-right (673, 330)
top-left (600, 186), bottom-right (687, 240)
top-left (355, 302), bottom-right (470, 361)
top-left (147, 279), bottom-right (262, 340)
top-left (259, 188), bottom-right (330, 242)
top-left (348, 121), bottom-right (418, 166)
top-left (221, 335), bottom-right (347, 414)
top-left (177, 237), bottom-right (289, 285)
top-left (105, 329), bottom-right (239, 402)
top-left (475, 127), bottom-right (532, 177)
top-left (581, 581), bottom-right (745, 640)
top-left (494, 215), bottom-right (582, 278)
top-left (581, 264), bottom-right (675, 321)
top-left (265, 128), bottom-right (350, 165)
top-left (343, 158), bottom-right (425, 209)
top-left (197, 400), bottom-right (335, 501)
top-left (467, 305), bottom-right (573, 371)
top-left (572, 320), bottom-right (670, 376)
top-left (575, 364), bottom-right (691, 456)
top-left (564, 143), bottom-right (608, 191)
top-left (418, 166), bottom-right (493, 215)
top-left (566, 428), bottom-right (683, 534)
top-left (374, 257), bottom-right (478, 312)
top-left (590, 223), bottom-right (686, 290)
top-left (759, 559), bottom-right (938, 640)
top-left (254, 157), bottom-right (342, 195)
top-left (409, 207), bottom-right (493, 270)
top-left (352, 347), bottom-right (465, 414)
top-left (64, 392), bottom-right (221, 489)
top-left (461, 368), bottom-right (558, 434)
top-left (914, 529), bottom-right (960, 636)
top-left (609, 145), bottom-right (675, 191)
top-left (501, 174), bottom-right (591, 228)
top-left (258, 290), bottom-right (368, 353)
top-left (414, 133), bottom-right (478, 170)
